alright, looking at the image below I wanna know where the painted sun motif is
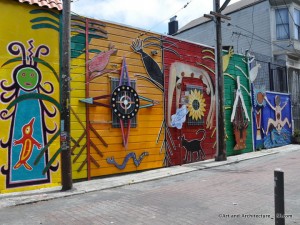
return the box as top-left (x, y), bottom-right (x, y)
top-left (187, 89), bottom-right (206, 121)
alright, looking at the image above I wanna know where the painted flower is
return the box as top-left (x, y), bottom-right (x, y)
top-left (187, 89), bottom-right (206, 121)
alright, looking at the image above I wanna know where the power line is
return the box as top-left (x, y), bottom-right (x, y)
top-left (71, 1), bottom-right (192, 36)
top-left (147, 0), bottom-right (192, 33)
top-left (227, 21), bottom-right (299, 54)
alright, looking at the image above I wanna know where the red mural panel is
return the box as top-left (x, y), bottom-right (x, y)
top-left (163, 37), bottom-right (216, 166)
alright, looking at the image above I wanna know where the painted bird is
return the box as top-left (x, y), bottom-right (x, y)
top-left (250, 63), bottom-right (261, 82)
top-left (131, 38), bottom-right (163, 87)
top-left (13, 118), bottom-right (42, 171)
top-left (88, 43), bottom-right (118, 80)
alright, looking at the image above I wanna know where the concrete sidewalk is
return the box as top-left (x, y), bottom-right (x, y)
top-left (1, 144), bottom-right (299, 209)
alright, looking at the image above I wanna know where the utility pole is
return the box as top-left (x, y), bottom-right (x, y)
top-left (61, 0), bottom-right (72, 190)
top-left (205, 0), bottom-right (231, 161)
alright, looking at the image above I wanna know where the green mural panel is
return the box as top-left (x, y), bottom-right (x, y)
top-left (223, 53), bottom-right (253, 156)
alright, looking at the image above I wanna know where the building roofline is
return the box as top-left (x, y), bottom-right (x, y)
top-left (71, 12), bottom-right (215, 50)
top-left (18, 0), bottom-right (63, 11)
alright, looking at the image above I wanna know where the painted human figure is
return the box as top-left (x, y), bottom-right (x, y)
top-left (0, 40), bottom-right (58, 187)
top-left (264, 95), bottom-right (291, 134)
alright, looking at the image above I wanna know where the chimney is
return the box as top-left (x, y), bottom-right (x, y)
top-left (168, 16), bottom-right (178, 35)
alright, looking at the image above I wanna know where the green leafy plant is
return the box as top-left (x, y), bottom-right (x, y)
top-left (293, 129), bottom-right (300, 144)
top-left (293, 129), bottom-right (300, 137)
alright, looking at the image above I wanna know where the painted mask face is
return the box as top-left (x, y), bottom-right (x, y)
top-left (16, 67), bottom-right (39, 90)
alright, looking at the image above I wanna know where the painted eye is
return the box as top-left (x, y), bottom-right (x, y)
top-left (22, 73), bottom-right (25, 77)
top-left (30, 73), bottom-right (35, 77)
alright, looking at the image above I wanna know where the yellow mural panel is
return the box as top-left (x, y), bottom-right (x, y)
top-left (70, 19), bottom-right (89, 180)
top-left (70, 16), bottom-right (165, 180)
top-left (0, 0), bottom-right (61, 193)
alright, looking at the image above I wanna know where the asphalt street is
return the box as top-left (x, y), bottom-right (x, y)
top-left (0, 149), bottom-right (299, 225)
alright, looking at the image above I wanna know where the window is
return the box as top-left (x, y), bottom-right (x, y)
top-left (111, 78), bottom-right (137, 128)
top-left (294, 9), bottom-right (300, 40)
top-left (186, 85), bottom-right (205, 126)
top-left (269, 63), bottom-right (288, 93)
top-left (276, 8), bottom-right (290, 40)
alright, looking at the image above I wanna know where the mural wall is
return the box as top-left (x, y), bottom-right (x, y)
top-left (223, 51), bottom-right (253, 156)
top-left (248, 53), bottom-right (292, 150)
top-left (56, 13), bottom-right (294, 185)
top-left (0, 0), bottom-right (61, 193)
top-left (164, 37), bottom-right (216, 165)
top-left (70, 16), bottom-right (165, 179)
top-left (0, 1), bottom-right (294, 194)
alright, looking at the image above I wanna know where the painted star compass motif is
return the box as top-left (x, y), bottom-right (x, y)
top-left (111, 85), bottom-right (140, 120)
top-left (80, 56), bottom-right (159, 149)
top-left (112, 57), bottom-right (139, 149)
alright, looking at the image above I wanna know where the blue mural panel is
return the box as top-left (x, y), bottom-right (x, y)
top-left (252, 89), bottom-right (292, 149)
top-left (262, 92), bottom-right (292, 149)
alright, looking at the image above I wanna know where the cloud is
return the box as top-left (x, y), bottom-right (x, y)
top-left (71, 0), bottom-right (239, 34)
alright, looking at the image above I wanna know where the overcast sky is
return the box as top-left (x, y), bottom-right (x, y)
top-left (71, 0), bottom-right (240, 34)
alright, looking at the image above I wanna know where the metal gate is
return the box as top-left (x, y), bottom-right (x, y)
top-left (288, 68), bottom-right (300, 130)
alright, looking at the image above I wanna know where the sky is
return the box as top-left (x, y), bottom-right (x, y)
top-left (71, 0), bottom-right (240, 34)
